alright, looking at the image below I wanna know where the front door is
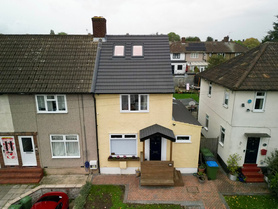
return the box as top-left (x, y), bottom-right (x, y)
top-left (244, 137), bottom-right (260, 164)
top-left (150, 136), bottom-right (161, 161)
top-left (0, 136), bottom-right (19, 165)
top-left (18, 136), bottom-right (37, 166)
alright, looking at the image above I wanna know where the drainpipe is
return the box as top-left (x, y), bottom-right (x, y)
top-left (93, 93), bottom-right (100, 173)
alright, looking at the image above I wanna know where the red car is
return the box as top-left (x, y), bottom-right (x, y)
top-left (31, 192), bottom-right (69, 209)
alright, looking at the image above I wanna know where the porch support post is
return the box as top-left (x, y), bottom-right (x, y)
top-left (143, 140), bottom-right (145, 161)
top-left (170, 141), bottom-right (173, 161)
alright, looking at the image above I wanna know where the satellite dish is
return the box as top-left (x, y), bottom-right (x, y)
top-left (189, 101), bottom-right (196, 106)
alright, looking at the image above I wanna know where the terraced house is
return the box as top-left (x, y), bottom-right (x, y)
top-left (0, 35), bottom-right (98, 183)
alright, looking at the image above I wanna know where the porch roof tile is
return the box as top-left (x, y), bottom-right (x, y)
top-left (140, 124), bottom-right (176, 142)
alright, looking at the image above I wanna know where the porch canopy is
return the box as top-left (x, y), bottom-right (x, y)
top-left (140, 124), bottom-right (175, 142)
top-left (245, 133), bottom-right (271, 138)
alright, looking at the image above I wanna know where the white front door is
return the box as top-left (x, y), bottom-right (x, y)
top-left (18, 136), bottom-right (37, 166)
top-left (0, 136), bottom-right (19, 165)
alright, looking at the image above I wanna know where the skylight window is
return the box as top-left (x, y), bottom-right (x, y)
top-left (132, 45), bottom-right (143, 56)
top-left (114, 45), bottom-right (125, 56)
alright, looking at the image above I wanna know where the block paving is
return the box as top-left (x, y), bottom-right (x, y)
top-left (92, 168), bottom-right (269, 208)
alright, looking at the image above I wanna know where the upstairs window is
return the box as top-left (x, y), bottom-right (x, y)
top-left (132, 45), bottom-right (143, 56)
top-left (223, 90), bottom-right (229, 108)
top-left (114, 45), bottom-right (125, 56)
top-left (208, 82), bottom-right (212, 97)
top-left (36, 95), bottom-right (67, 113)
top-left (220, 126), bottom-right (225, 145)
top-left (190, 53), bottom-right (199, 58)
top-left (173, 53), bottom-right (180, 59)
top-left (121, 94), bottom-right (149, 112)
top-left (253, 91), bottom-right (266, 112)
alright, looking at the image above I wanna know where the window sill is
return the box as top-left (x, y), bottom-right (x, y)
top-left (223, 104), bottom-right (228, 109)
top-left (219, 142), bottom-right (224, 147)
top-left (108, 157), bottom-right (140, 161)
top-left (204, 127), bottom-right (208, 131)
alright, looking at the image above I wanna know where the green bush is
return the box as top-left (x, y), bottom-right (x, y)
top-left (265, 150), bottom-right (278, 196)
top-left (227, 153), bottom-right (241, 175)
top-left (74, 181), bottom-right (92, 209)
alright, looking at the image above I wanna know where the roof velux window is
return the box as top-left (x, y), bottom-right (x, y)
top-left (114, 45), bottom-right (125, 56)
top-left (132, 45), bottom-right (143, 56)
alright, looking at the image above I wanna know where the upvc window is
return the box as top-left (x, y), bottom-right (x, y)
top-left (114, 45), bottom-right (125, 56)
top-left (132, 45), bottom-right (143, 56)
top-left (50, 134), bottom-right (80, 158)
top-left (208, 82), bottom-right (212, 97)
top-left (173, 53), bottom-right (180, 59)
top-left (253, 91), bottom-right (266, 112)
top-left (121, 94), bottom-right (149, 112)
top-left (110, 134), bottom-right (137, 156)
top-left (205, 114), bottom-right (209, 131)
top-left (177, 65), bottom-right (182, 70)
top-left (176, 135), bottom-right (191, 143)
top-left (190, 53), bottom-right (199, 58)
top-left (217, 53), bottom-right (225, 57)
top-left (36, 95), bottom-right (67, 113)
top-left (220, 126), bottom-right (225, 145)
top-left (223, 90), bottom-right (229, 108)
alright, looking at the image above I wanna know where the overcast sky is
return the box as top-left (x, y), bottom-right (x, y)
top-left (0, 0), bottom-right (277, 41)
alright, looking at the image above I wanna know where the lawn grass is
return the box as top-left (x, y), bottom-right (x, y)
top-left (224, 194), bottom-right (278, 209)
top-left (85, 185), bottom-right (183, 209)
top-left (173, 93), bottom-right (199, 102)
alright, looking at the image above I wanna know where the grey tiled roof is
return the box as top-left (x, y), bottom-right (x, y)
top-left (140, 124), bottom-right (176, 142)
top-left (198, 42), bottom-right (278, 91)
top-left (93, 35), bottom-right (174, 94)
top-left (0, 35), bottom-right (98, 93)
top-left (172, 99), bottom-right (201, 126)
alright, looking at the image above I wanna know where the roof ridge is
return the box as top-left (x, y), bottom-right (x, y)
top-left (233, 43), bottom-right (268, 89)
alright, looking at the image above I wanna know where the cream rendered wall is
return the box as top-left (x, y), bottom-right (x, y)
top-left (0, 95), bottom-right (14, 132)
top-left (185, 53), bottom-right (204, 62)
top-left (9, 94), bottom-right (97, 170)
top-left (96, 94), bottom-right (202, 174)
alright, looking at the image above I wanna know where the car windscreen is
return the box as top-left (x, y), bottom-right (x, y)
top-left (37, 195), bottom-right (61, 203)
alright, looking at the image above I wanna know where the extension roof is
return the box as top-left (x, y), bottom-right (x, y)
top-left (0, 35), bottom-right (98, 94)
top-left (198, 42), bottom-right (278, 91)
top-left (93, 35), bottom-right (174, 94)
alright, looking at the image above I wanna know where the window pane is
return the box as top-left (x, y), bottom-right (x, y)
top-left (177, 136), bottom-right (190, 141)
top-left (130, 94), bottom-right (138, 111)
top-left (111, 135), bottom-right (122, 138)
top-left (140, 95), bottom-right (148, 110)
top-left (178, 65), bottom-right (182, 70)
top-left (47, 96), bottom-right (55, 99)
top-left (22, 138), bottom-right (33, 152)
top-left (133, 45), bottom-right (143, 56)
top-left (52, 136), bottom-right (63, 140)
top-left (47, 101), bottom-right (57, 111)
top-left (114, 45), bottom-right (124, 56)
top-left (57, 96), bottom-right (66, 111)
top-left (37, 96), bottom-right (46, 111)
top-left (66, 142), bottom-right (79, 156)
top-left (121, 95), bottom-right (129, 110)
top-left (66, 136), bottom-right (77, 141)
top-left (125, 135), bottom-right (136, 138)
top-left (111, 139), bottom-right (136, 155)
top-left (257, 92), bottom-right (265, 96)
top-left (52, 142), bottom-right (65, 156)
top-left (255, 98), bottom-right (264, 109)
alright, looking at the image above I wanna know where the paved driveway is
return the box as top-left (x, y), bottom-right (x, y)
top-left (92, 168), bottom-right (269, 208)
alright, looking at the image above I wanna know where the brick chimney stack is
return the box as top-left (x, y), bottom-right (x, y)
top-left (181, 37), bottom-right (186, 43)
top-left (223, 36), bottom-right (229, 42)
top-left (92, 16), bottom-right (106, 38)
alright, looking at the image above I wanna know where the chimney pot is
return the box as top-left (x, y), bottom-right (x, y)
top-left (92, 16), bottom-right (107, 38)
top-left (181, 37), bottom-right (186, 43)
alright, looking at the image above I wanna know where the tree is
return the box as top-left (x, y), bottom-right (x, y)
top-left (207, 55), bottom-right (227, 69)
top-left (184, 36), bottom-right (201, 42)
top-left (50, 30), bottom-right (55, 35)
top-left (234, 40), bottom-right (244, 46)
top-left (206, 36), bottom-right (213, 42)
top-left (243, 38), bottom-right (260, 49)
top-left (168, 32), bottom-right (180, 42)
top-left (262, 15), bottom-right (278, 43)
top-left (58, 32), bottom-right (68, 35)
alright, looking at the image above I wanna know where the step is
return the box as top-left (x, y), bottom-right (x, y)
top-left (242, 167), bottom-right (261, 172)
top-left (243, 164), bottom-right (258, 167)
top-left (242, 171), bottom-right (264, 178)
top-left (0, 178), bottom-right (42, 184)
top-left (245, 177), bottom-right (265, 183)
top-left (174, 170), bottom-right (184, 187)
top-left (0, 167), bottom-right (43, 174)
top-left (0, 172), bottom-right (43, 179)
top-left (140, 178), bottom-right (174, 186)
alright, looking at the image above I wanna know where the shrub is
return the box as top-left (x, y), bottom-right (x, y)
top-left (265, 150), bottom-right (278, 196)
top-left (74, 181), bottom-right (92, 209)
top-left (227, 153), bottom-right (242, 175)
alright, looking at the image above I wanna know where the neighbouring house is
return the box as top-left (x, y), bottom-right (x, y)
top-left (169, 36), bottom-right (248, 75)
top-left (92, 20), bottom-right (202, 186)
top-left (198, 42), bottom-right (278, 181)
top-left (0, 34), bottom-right (99, 183)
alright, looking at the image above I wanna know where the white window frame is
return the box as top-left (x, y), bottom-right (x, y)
top-left (120, 94), bottom-right (149, 112)
top-left (110, 134), bottom-right (137, 157)
top-left (220, 126), bottom-right (225, 146)
top-left (217, 53), bottom-right (225, 58)
top-left (253, 91), bottom-right (266, 112)
top-left (235, 53), bottom-right (241, 57)
top-left (132, 45), bottom-right (143, 57)
top-left (50, 134), bottom-right (80, 158)
top-left (223, 90), bottom-right (229, 108)
top-left (208, 82), bottom-right (212, 97)
top-left (177, 65), bottom-right (183, 70)
top-left (114, 45), bottom-right (125, 56)
top-left (190, 53), bottom-right (199, 58)
top-left (35, 95), bottom-right (68, 113)
top-left (176, 135), bottom-right (191, 143)
top-left (205, 114), bottom-right (209, 131)
top-left (173, 53), bottom-right (180, 59)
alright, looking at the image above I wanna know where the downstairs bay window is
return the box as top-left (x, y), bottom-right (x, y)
top-left (110, 134), bottom-right (137, 157)
top-left (50, 134), bottom-right (80, 158)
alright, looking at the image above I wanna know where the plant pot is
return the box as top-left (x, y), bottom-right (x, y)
top-left (198, 175), bottom-right (206, 183)
top-left (198, 167), bottom-right (205, 173)
top-left (228, 173), bottom-right (237, 181)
